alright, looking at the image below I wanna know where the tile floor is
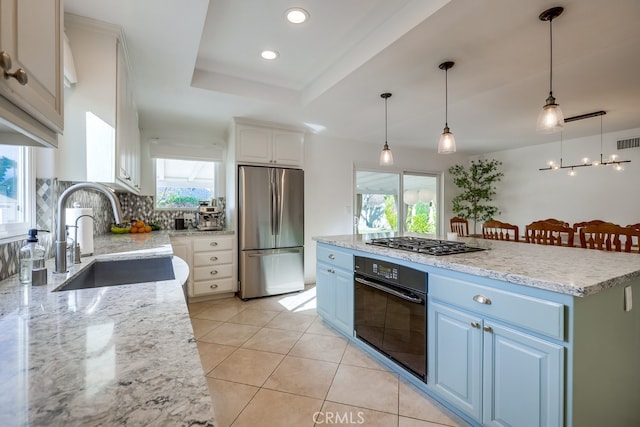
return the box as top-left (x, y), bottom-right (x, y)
top-left (188, 286), bottom-right (470, 427)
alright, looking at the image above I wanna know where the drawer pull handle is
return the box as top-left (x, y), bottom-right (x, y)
top-left (210, 284), bottom-right (218, 289)
top-left (327, 269), bottom-right (335, 274)
top-left (328, 254), bottom-right (336, 260)
top-left (470, 321), bottom-right (481, 329)
top-left (210, 242), bottom-right (218, 246)
top-left (483, 325), bottom-right (493, 333)
top-left (209, 256), bottom-right (218, 261)
top-left (210, 270), bottom-right (218, 275)
top-left (473, 294), bottom-right (492, 305)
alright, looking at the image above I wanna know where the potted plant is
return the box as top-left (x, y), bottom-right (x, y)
top-left (448, 159), bottom-right (503, 236)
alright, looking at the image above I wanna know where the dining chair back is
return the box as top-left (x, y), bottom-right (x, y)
top-left (525, 220), bottom-right (574, 247)
top-left (572, 219), bottom-right (609, 234)
top-left (450, 217), bottom-right (469, 236)
top-left (579, 223), bottom-right (640, 253)
top-left (482, 220), bottom-right (519, 242)
top-left (538, 218), bottom-right (570, 228)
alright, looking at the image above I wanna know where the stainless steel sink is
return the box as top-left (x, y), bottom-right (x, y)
top-left (56, 257), bottom-right (175, 291)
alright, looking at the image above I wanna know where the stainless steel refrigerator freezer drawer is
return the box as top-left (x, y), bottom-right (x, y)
top-left (240, 248), bottom-right (304, 299)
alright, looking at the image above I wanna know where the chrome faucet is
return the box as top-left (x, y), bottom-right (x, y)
top-left (55, 183), bottom-right (124, 274)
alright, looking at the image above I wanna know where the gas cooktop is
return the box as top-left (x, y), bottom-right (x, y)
top-left (367, 236), bottom-right (485, 256)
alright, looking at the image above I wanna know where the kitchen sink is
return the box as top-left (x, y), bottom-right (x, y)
top-left (55, 257), bottom-right (175, 291)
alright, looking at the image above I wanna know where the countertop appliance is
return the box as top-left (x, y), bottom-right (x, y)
top-left (367, 236), bottom-right (485, 256)
top-left (197, 205), bottom-right (223, 231)
top-left (238, 165), bottom-right (304, 299)
top-left (354, 256), bottom-right (427, 381)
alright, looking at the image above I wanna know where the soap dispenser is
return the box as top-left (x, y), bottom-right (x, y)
top-left (19, 229), bottom-right (46, 285)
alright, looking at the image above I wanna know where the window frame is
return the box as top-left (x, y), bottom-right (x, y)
top-left (153, 157), bottom-right (221, 211)
top-left (0, 145), bottom-right (34, 242)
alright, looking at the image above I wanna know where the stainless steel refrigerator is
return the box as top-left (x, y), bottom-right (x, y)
top-left (238, 165), bottom-right (304, 299)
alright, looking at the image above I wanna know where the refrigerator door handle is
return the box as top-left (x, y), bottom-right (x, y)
top-left (269, 168), bottom-right (277, 236)
top-left (274, 169), bottom-right (284, 237)
top-left (248, 248), bottom-right (302, 257)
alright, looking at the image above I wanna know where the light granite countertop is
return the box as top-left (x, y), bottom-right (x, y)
top-left (0, 231), bottom-right (216, 426)
top-left (314, 234), bottom-right (640, 297)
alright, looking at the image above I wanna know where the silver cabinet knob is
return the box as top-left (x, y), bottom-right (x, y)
top-left (210, 284), bottom-right (218, 289)
top-left (210, 241), bottom-right (218, 246)
top-left (1, 51), bottom-right (28, 85)
top-left (328, 254), bottom-right (336, 260)
top-left (209, 256), bottom-right (218, 261)
top-left (473, 294), bottom-right (492, 305)
top-left (327, 269), bottom-right (335, 274)
top-left (210, 270), bottom-right (218, 275)
top-left (483, 325), bottom-right (493, 333)
top-left (470, 321), bottom-right (481, 329)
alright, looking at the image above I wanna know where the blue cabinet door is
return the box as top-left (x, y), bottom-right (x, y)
top-left (316, 262), bottom-right (335, 320)
top-left (483, 322), bottom-right (564, 427)
top-left (333, 268), bottom-right (354, 336)
top-left (429, 301), bottom-right (483, 420)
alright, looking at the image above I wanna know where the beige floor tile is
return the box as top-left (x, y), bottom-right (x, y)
top-left (232, 388), bottom-right (323, 427)
top-left (240, 296), bottom-right (288, 312)
top-left (206, 296), bottom-right (244, 305)
top-left (399, 416), bottom-right (453, 427)
top-left (190, 318), bottom-right (223, 339)
top-left (305, 316), bottom-right (342, 337)
top-left (205, 378), bottom-right (259, 427)
top-left (341, 341), bottom-right (394, 372)
top-left (263, 355), bottom-right (338, 399)
top-left (318, 401), bottom-right (399, 427)
top-left (326, 364), bottom-right (399, 414)
top-left (289, 333), bottom-right (348, 363)
top-left (227, 308), bottom-right (280, 327)
top-left (187, 301), bottom-right (215, 317)
top-left (265, 311), bottom-right (316, 332)
top-left (196, 341), bottom-right (236, 375)
top-left (241, 327), bottom-right (302, 354)
top-left (399, 380), bottom-right (468, 426)
top-left (199, 322), bottom-right (260, 346)
top-left (193, 303), bottom-right (246, 321)
top-left (272, 288), bottom-right (318, 315)
top-left (211, 348), bottom-right (284, 387)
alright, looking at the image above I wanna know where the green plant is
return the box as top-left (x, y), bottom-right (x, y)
top-left (449, 159), bottom-right (503, 235)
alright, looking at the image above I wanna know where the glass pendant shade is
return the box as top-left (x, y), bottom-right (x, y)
top-left (379, 142), bottom-right (393, 165)
top-left (438, 126), bottom-right (456, 154)
top-left (536, 95), bottom-right (564, 133)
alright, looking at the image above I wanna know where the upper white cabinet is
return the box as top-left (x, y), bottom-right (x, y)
top-left (235, 120), bottom-right (304, 167)
top-left (57, 14), bottom-right (140, 193)
top-left (0, 0), bottom-right (63, 147)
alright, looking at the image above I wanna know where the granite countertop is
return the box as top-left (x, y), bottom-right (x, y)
top-left (314, 234), bottom-right (640, 297)
top-left (0, 231), bottom-right (216, 426)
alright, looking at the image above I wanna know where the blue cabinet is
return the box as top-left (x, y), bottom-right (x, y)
top-left (429, 274), bottom-right (564, 426)
top-left (315, 244), bottom-right (354, 336)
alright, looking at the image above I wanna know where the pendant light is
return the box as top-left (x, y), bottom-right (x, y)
top-left (536, 6), bottom-right (564, 133)
top-left (379, 92), bottom-right (394, 166)
top-left (438, 61), bottom-right (456, 154)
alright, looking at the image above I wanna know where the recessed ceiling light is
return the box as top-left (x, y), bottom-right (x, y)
top-left (261, 50), bottom-right (279, 60)
top-left (286, 8), bottom-right (309, 24)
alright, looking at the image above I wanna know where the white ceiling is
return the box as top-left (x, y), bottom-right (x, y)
top-left (64, 0), bottom-right (640, 155)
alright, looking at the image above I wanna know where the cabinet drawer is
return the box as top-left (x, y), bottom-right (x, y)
top-left (193, 236), bottom-right (233, 252)
top-left (194, 264), bottom-right (233, 281)
top-left (193, 251), bottom-right (233, 266)
top-left (430, 274), bottom-right (564, 340)
top-left (317, 245), bottom-right (353, 271)
top-left (193, 278), bottom-right (234, 295)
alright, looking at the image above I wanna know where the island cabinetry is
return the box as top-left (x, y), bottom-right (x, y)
top-left (316, 244), bottom-right (354, 335)
top-left (0, 0), bottom-right (63, 147)
top-left (429, 273), bottom-right (564, 427)
top-left (235, 121), bottom-right (304, 167)
top-left (58, 14), bottom-right (141, 193)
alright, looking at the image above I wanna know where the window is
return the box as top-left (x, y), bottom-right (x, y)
top-left (355, 169), bottom-right (440, 236)
top-left (155, 158), bottom-right (217, 209)
top-left (0, 145), bottom-right (32, 239)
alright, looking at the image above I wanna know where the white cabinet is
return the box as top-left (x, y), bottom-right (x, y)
top-left (315, 244), bottom-right (354, 336)
top-left (236, 122), bottom-right (304, 167)
top-left (428, 274), bottom-right (564, 426)
top-left (57, 14), bottom-right (140, 193)
top-left (171, 233), bottom-right (237, 301)
top-left (0, 0), bottom-right (63, 147)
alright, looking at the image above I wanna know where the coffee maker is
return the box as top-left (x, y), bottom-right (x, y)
top-left (197, 203), bottom-right (223, 231)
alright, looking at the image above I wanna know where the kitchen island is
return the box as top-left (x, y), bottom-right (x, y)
top-left (0, 232), bottom-right (216, 426)
top-left (314, 234), bottom-right (640, 427)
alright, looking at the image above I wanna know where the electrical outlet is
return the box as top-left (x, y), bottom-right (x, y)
top-left (183, 213), bottom-right (195, 221)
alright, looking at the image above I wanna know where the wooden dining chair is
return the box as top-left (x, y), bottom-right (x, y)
top-left (450, 217), bottom-right (469, 236)
top-left (626, 223), bottom-right (640, 231)
top-left (572, 219), bottom-right (609, 234)
top-left (579, 223), bottom-right (640, 253)
top-left (524, 220), bottom-right (574, 247)
top-left (482, 220), bottom-right (519, 242)
top-left (537, 218), bottom-right (570, 228)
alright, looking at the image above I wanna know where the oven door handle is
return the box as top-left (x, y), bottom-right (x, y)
top-left (355, 277), bottom-right (424, 304)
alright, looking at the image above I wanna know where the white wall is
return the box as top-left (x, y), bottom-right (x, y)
top-left (303, 133), bottom-right (467, 283)
top-left (474, 127), bottom-right (640, 231)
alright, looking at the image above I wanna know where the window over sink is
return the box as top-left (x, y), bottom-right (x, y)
top-left (0, 145), bottom-right (33, 240)
top-left (155, 158), bottom-right (218, 209)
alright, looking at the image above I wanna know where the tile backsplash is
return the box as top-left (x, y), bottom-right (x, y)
top-left (0, 179), bottom-right (225, 281)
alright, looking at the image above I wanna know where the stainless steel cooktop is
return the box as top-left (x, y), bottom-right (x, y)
top-left (367, 236), bottom-right (485, 256)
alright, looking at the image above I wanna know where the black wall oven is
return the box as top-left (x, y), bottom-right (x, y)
top-left (354, 256), bottom-right (427, 382)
